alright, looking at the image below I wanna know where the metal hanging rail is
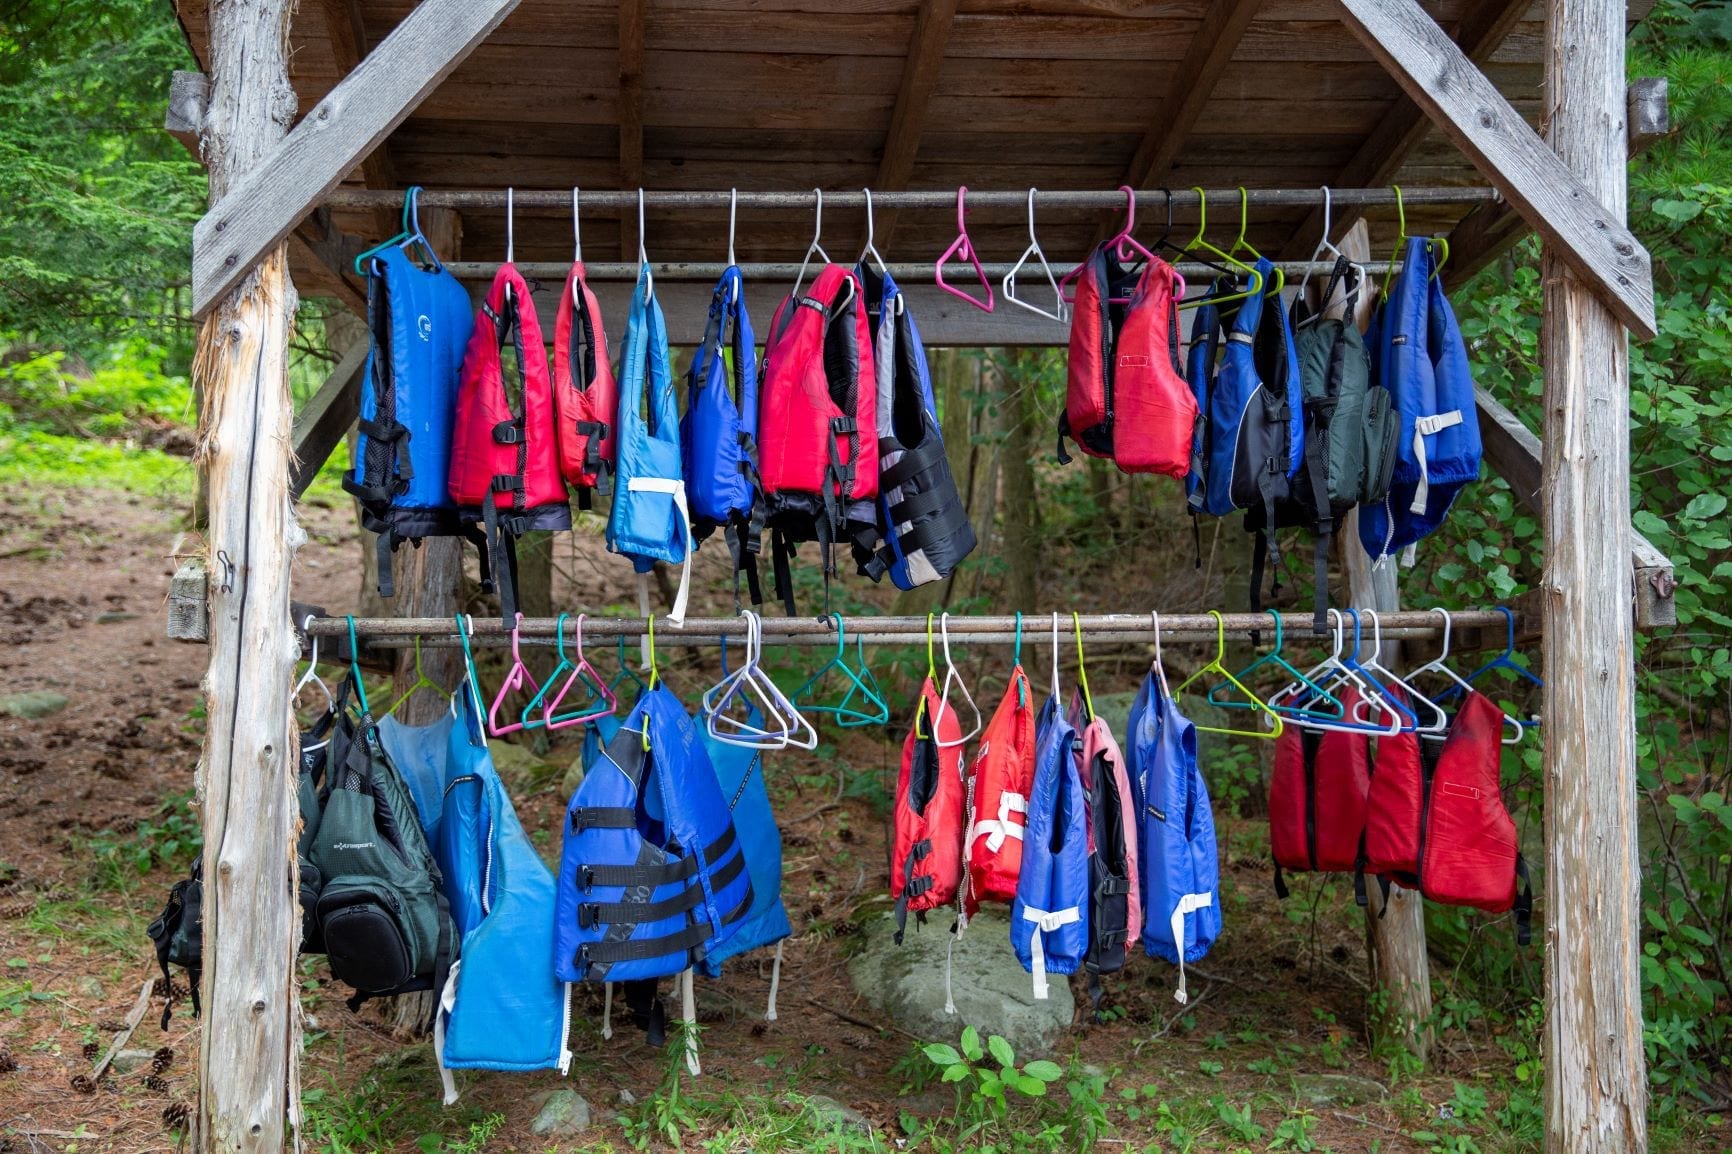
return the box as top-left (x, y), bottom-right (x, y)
top-left (441, 259), bottom-right (1404, 283)
top-left (302, 610), bottom-right (1516, 649)
top-left (323, 187), bottom-right (1501, 213)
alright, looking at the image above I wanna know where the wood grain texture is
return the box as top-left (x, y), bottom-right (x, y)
top-left (318, 0), bottom-right (399, 238)
top-left (1122, 0), bottom-right (1268, 188)
top-left (165, 70), bottom-right (209, 154)
top-left (191, 0), bottom-right (304, 1147)
top-left (1538, 0), bottom-right (1649, 1146)
top-left (190, 0), bottom-right (521, 315)
top-left (290, 338), bottom-right (367, 498)
top-left (618, 0), bottom-right (645, 259)
top-left (869, 0), bottom-right (959, 249)
top-left (1333, 0), bottom-right (1655, 337)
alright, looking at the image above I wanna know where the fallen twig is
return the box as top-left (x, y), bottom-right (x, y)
top-left (1331, 1111), bottom-right (1407, 1137)
top-left (89, 979), bottom-right (154, 1082)
top-left (804, 997), bottom-right (921, 1043)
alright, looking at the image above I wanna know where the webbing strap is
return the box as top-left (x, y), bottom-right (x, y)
top-left (624, 475), bottom-right (694, 626)
top-left (971, 791), bottom-right (1028, 854)
top-left (892, 839), bottom-right (934, 945)
top-left (1167, 891), bottom-right (1213, 1005)
top-left (1021, 904), bottom-right (1081, 1001)
top-left (579, 919), bottom-right (711, 966)
top-left (568, 806), bottom-right (637, 833)
top-left (1409, 409), bottom-right (1465, 515)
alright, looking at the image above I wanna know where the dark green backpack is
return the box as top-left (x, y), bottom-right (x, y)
top-left (310, 696), bottom-right (455, 1015)
top-left (1248, 257), bottom-right (1397, 631)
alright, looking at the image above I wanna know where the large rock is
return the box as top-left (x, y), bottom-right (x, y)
top-left (487, 739), bottom-right (552, 791)
top-left (529, 1088), bottom-right (592, 1136)
top-left (0, 691), bottom-right (67, 720)
top-left (846, 908), bottom-right (1074, 1058)
top-left (1292, 1073), bottom-right (1388, 1106)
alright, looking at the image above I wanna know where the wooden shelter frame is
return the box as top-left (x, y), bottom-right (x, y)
top-left (171, 0), bottom-right (1664, 1149)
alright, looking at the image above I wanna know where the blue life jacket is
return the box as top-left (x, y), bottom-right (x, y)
top-left (696, 719), bottom-right (791, 985)
top-left (1126, 669), bottom-right (1220, 1004)
top-left (555, 685), bottom-right (753, 986)
top-left (345, 245), bottom-right (477, 598)
top-left (1011, 695), bottom-right (1089, 1000)
top-left (428, 682), bottom-right (574, 1099)
top-left (607, 267), bottom-right (694, 623)
top-left (681, 267), bottom-right (765, 604)
top-left (1358, 237), bottom-right (1481, 563)
top-left (853, 265), bottom-right (977, 591)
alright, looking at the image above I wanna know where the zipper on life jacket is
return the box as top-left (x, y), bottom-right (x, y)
top-left (1097, 252), bottom-right (1116, 440)
top-left (1301, 729), bottom-right (1321, 871)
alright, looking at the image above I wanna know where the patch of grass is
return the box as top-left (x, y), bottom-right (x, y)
top-left (0, 431), bottom-right (193, 502)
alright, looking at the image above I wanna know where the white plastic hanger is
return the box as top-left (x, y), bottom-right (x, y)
top-left (702, 612), bottom-right (794, 749)
top-left (726, 188), bottom-right (740, 304)
top-left (1298, 186), bottom-right (1371, 328)
top-left (571, 187), bottom-right (583, 263)
top-left (1002, 188), bottom-right (1068, 323)
top-left (1349, 610), bottom-right (1451, 734)
top-left (1049, 612), bottom-right (1063, 704)
top-left (1406, 608), bottom-right (1526, 745)
top-left (637, 188), bottom-right (654, 300)
top-left (932, 611), bottom-right (983, 749)
top-left (1273, 610), bottom-right (1403, 736)
top-left (792, 188), bottom-right (830, 298)
top-left (503, 187), bottom-right (516, 307)
top-left (294, 616), bottom-right (336, 753)
top-left (1150, 610), bottom-right (1173, 700)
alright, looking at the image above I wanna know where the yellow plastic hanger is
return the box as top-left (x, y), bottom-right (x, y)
top-left (1177, 187), bottom-right (1264, 310)
top-left (1071, 612), bottom-right (1095, 723)
top-left (1173, 611), bottom-right (1284, 739)
top-left (385, 635), bottom-right (452, 718)
top-left (1390, 184), bottom-right (1449, 284)
top-left (1228, 187), bottom-right (1285, 298)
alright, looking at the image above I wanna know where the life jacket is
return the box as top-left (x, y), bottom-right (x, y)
top-left (1358, 691), bottom-right (1531, 942)
top-left (757, 264), bottom-right (879, 612)
top-left (1059, 245), bottom-right (1196, 478)
top-left (1127, 666), bottom-right (1220, 1004)
top-left (1070, 693), bottom-right (1140, 1012)
top-left (1247, 257), bottom-right (1398, 631)
top-left (1268, 686), bottom-right (1371, 895)
top-left (890, 676), bottom-right (966, 944)
top-left (430, 681), bottom-right (575, 1101)
top-left (554, 684), bottom-right (754, 989)
top-left (696, 719), bottom-right (792, 1022)
top-left (607, 267), bottom-right (694, 625)
top-left (450, 264), bottom-right (571, 621)
top-left (345, 245), bottom-right (478, 599)
top-left (551, 259), bottom-right (619, 508)
top-left (1012, 695), bottom-right (1089, 1000)
top-left (963, 665), bottom-right (1035, 918)
top-left (853, 265), bottom-right (976, 590)
top-left (681, 267), bottom-right (765, 605)
top-left (1358, 236), bottom-right (1482, 565)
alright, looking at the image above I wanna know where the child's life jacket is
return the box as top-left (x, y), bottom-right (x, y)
top-left (450, 264), bottom-right (572, 621)
top-left (551, 259), bottom-right (619, 508)
top-left (1269, 686), bottom-right (1372, 895)
top-left (1012, 695), bottom-right (1089, 1000)
top-left (891, 677), bottom-right (966, 944)
top-left (1070, 693), bottom-right (1140, 1012)
top-left (963, 665), bottom-right (1036, 918)
top-left (1059, 245), bottom-right (1196, 479)
top-left (345, 244), bottom-right (479, 599)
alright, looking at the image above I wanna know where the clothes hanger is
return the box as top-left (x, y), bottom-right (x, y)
top-left (1148, 610), bottom-right (1174, 701)
top-left (540, 614), bottom-right (619, 731)
top-left (1010, 611), bottom-right (1027, 706)
top-left (701, 612), bottom-right (796, 750)
top-left (1206, 610), bottom-right (1345, 721)
top-left (792, 188), bottom-right (830, 299)
top-left (1176, 188), bottom-right (1264, 310)
top-left (384, 635), bottom-right (453, 719)
top-left (857, 188), bottom-right (894, 284)
top-left (352, 186), bottom-right (441, 274)
top-left (486, 612), bottom-right (542, 737)
top-left (636, 188), bottom-right (653, 301)
top-left (1270, 609), bottom-right (1403, 736)
top-left (1002, 189), bottom-right (1067, 323)
top-left (1295, 186), bottom-right (1370, 328)
top-left (1226, 186), bottom-right (1285, 299)
top-left (1347, 609), bottom-right (1451, 734)
top-left (1406, 608), bottom-right (1525, 744)
top-left (1070, 612), bottom-right (1097, 723)
top-left (609, 632), bottom-right (651, 701)
top-left (344, 615), bottom-right (374, 719)
top-left (1172, 611), bottom-right (1285, 739)
top-left (452, 613), bottom-right (491, 725)
top-left (793, 615), bottom-right (891, 728)
top-left (1058, 186), bottom-right (1173, 306)
top-left (294, 615), bottom-right (336, 713)
top-left (932, 611), bottom-right (984, 748)
top-left (935, 186), bottom-right (994, 313)
top-left (1447, 606), bottom-right (1542, 729)
top-left (1153, 189), bottom-right (1235, 278)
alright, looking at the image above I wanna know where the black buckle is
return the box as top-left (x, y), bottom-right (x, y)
top-left (578, 903), bottom-right (600, 930)
top-left (580, 866), bottom-right (596, 892)
top-left (490, 474), bottom-right (523, 494)
top-left (493, 420), bottom-right (525, 445)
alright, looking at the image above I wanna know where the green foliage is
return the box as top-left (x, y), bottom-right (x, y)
top-left (917, 1026), bottom-right (1081, 1152)
top-left (83, 790), bottom-right (202, 890)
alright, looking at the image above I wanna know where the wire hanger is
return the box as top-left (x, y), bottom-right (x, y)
top-left (486, 612), bottom-right (542, 737)
top-left (793, 615), bottom-right (890, 728)
top-left (1176, 187), bottom-right (1263, 310)
top-left (1070, 612), bottom-right (1096, 723)
top-left (936, 186), bottom-right (994, 313)
top-left (1149, 610), bottom-right (1174, 701)
top-left (1048, 611), bottom-right (1064, 704)
top-left (858, 187), bottom-right (893, 282)
top-left (293, 616), bottom-right (336, 713)
top-left (722, 188), bottom-right (742, 303)
top-left (384, 635), bottom-right (452, 719)
top-left (571, 187), bottom-right (585, 264)
top-left (792, 187), bottom-right (830, 298)
top-left (1207, 610), bottom-right (1344, 722)
top-left (932, 611), bottom-right (984, 748)
top-left (1406, 608), bottom-right (1525, 745)
top-left (1297, 185), bottom-right (1352, 316)
top-left (1001, 188), bottom-right (1067, 324)
top-left (1173, 611), bottom-right (1284, 739)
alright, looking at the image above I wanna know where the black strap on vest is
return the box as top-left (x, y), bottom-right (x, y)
top-left (480, 291), bottom-right (532, 624)
top-left (892, 838), bottom-right (934, 946)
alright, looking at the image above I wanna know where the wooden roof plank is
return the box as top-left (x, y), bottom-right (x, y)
top-left (618, 0), bottom-right (645, 257)
top-left (870, 0), bottom-right (960, 248)
top-left (1122, 0), bottom-right (1268, 189)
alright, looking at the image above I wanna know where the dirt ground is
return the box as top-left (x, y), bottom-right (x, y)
top-left (0, 484), bottom-right (1715, 1153)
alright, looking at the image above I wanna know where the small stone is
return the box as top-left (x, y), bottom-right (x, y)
top-left (110, 1048), bottom-right (155, 1075)
top-left (796, 1093), bottom-right (874, 1135)
top-left (75, 976), bottom-right (103, 999)
top-left (529, 1088), bottom-right (592, 1136)
top-left (0, 692), bottom-right (68, 720)
top-left (95, 612), bottom-right (137, 625)
top-left (1291, 1072), bottom-right (1388, 1106)
top-left (616, 1088), bottom-right (636, 1105)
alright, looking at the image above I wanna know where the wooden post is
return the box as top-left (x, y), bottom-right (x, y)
top-left (1540, 0), bottom-right (1648, 1148)
top-left (191, 0), bottom-right (303, 1148)
top-left (1329, 221), bottom-right (1432, 1062)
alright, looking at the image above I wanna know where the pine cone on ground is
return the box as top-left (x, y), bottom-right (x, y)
top-left (81, 1041), bottom-right (99, 1060)
top-left (162, 1101), bottom-right (190, 1129)
top-left (0, 1049), bottom-right (16, 1074)
top-left (143, 1074), bottom-right (169, 1093)
top-left (152, 1045), bottom-right (174, 1073)
top-left (69, 1074), bottom-right (95, 1094)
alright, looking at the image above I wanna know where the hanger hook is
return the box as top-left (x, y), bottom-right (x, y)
top-left (1013, 610), bottom-right (1024, 666)
top-left (812, 188), bottom-right (824, 250)
top-left (1119, 184), bottom-right (1136, 234)
top-left (572, 188), bottom-right (583, 263)
top-left (1163, 188), bottom-right (1174, 241)
top-left (1025, 188), bottom-right (1039, 241)
top-left (405, 185), bottom-right (422, 237)
top-left (1393, 184), bottom-right (1407, 247)
top-left (1189, 186), bottom-right (1208, 247)
top-left (1266, 608), bottom-right (1283, 653)
top-left (864, 187), bottom-right (876, 251)
top-left (1499, 605), bottom-right (1517, 655)
top-left (1209, 610), bottom-right (1226, 665)
top-left (940, 610), bottom-right (957, 672)
top-left (925, 611), bottom-right (937, 681)
top-left (1051, 611), bottom-right (1062, 699)
top-left (1235, 186), bottom-right (1250, 250)
top-left (505, 187), bottom-right (515, 263)
top-left (955, 186), bottom-right (970, 254)
top-left (1320, 185), bottom-right (1333, 243)
top-left (728, 187), bottom-right (738, 266)
top-left (1432, 606), bottom-right (1452, 661)
top-left (554, 611), bottom-right (569, 660)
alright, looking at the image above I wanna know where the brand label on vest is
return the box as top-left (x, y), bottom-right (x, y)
top-left (332, 841), bottom-right (376, 851)
top-left (1146, 804), bottom-right (1168, 823)
top-left (1118, 354), bottom-right (1150, 369)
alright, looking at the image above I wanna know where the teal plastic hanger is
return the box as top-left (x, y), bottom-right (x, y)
top-left (609, 631), bottom-right (651, 701)
top-left (793, 615), bottom-right (890, 728)
top-left (351, 185), bottom-right (442, 274)
top-left (345, 615), bottom-right (372, 718)
top-left (1207, 610), bottom-right (1344, 721)
top-left (519, 613), bottom-right (612, 731)
top-left (1011, 611), bottom-right (1026, 706)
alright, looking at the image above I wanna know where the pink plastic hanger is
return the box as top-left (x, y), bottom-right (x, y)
top-left (543, 613), bottom-right (618, 730)
top-left (487, 612), bottom-right (542, 737)
top-left (1058, 185), bottom-right (1161, 306)
top-left (935, 186), bottom-right (994, 313)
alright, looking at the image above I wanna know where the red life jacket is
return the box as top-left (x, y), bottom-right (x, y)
top-left (757, 264), bottom-right (879, 612)
top-left (1269, 687), bottom-right (1371, 894)
top-left (551, 260), bottom-right (618, 507)
top-left (1359, 689), bottom-right (1423, 889)
top-left (891, 677), bottom-right (965, 944)
top-left (450, 264), bottom-right (571, 620)
top-left (1060, 246), bottom-right (1196, 479)
top-left (964, 666), bottom-right (1035, 918)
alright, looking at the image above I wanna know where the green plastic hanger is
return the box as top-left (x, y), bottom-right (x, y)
top-left (1206, 610), bottom-right (1343, 721)
top-left (1388, 186), bottom-right (1450, 284)
top-left (1011, 611), bottom-right (1026, 706)
top-left (793, 615), bottom-right (890, 728)
top-left (1174, 611), bottom-right (1284, 739)
top-left (520, 613), bottom-right (613, 731)
top-left (1177, 187), bottom-right (1264, 311)
top-left (345, 615), bottom-right (372, 718)
top-left (1226, 186), bottom-right (1286, 299)
top-left (351, 186), bottom-right (441, 275)
top-left (1071, 612), bottom-right (1095, 723)
top-left (384, 634), bottom-right (453, 718)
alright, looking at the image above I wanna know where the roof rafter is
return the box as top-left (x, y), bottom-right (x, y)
top-left (618, 0), bottom-right (646, 259)
top-left (869, 0), bottom-right (959, 250)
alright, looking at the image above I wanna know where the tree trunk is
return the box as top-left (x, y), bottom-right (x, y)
top-left (997, 349), bottom-right (1039, 613)
top-left (192, 0), bottom-right (302, 1148)
top-left (1539, 0), bottom-right (1647, 1147)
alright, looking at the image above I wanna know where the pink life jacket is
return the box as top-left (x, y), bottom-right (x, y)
top-left (1060, 246), bottom-right (1196, 479)
top-left (1070, 691), bottom-right (1140, 1012)
top-left (551, 260), bottom-right (618, 508)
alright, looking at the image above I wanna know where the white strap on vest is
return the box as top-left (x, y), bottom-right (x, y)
top-left (1168, 892), bottom-right (1214, 1005)
top-left (1408, 410), bottom-right (1464, 516)
top-left (625, 476), bottom-right (695, 627)
top-left (601, 980), bottom-right (614, 1041)
top-left (434, 960), bottom-right (462, 1105)
top-left (765, 938), bottom-right (784, 1022)
top-left (680, 967), bottom-right (701, 1077)
top-left (1021, 905), bottom-right (1081, 1000)
top-left (973, 791), bottom-right (1028, 854)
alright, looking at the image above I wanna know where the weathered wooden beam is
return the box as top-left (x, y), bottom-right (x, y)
top-left (290, 208), bottom-right (368, 317)
top-left (869, 0), bottom-right (959, 249)
top-left (318, 0), bottom-right (399, 239)
top-left (1333, 0), bottom-right (1656, 339)
top-left (165, 70), bottom-right (209, 156)
top-left (190, 0), bottom-right (521, 316)
top-left (1279, 0), bottom-right (1528, 257)
top-left (618, 0), bottom-right (646, 260)
top-left (1628, 76), bottom-right (1670, 153)
top-left (1539, 0), bottom-right (1649, 1146)
top-left (290, 338), bottom-right (368, 498)
top-left (192, 0), bottom-right (304, 1147)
